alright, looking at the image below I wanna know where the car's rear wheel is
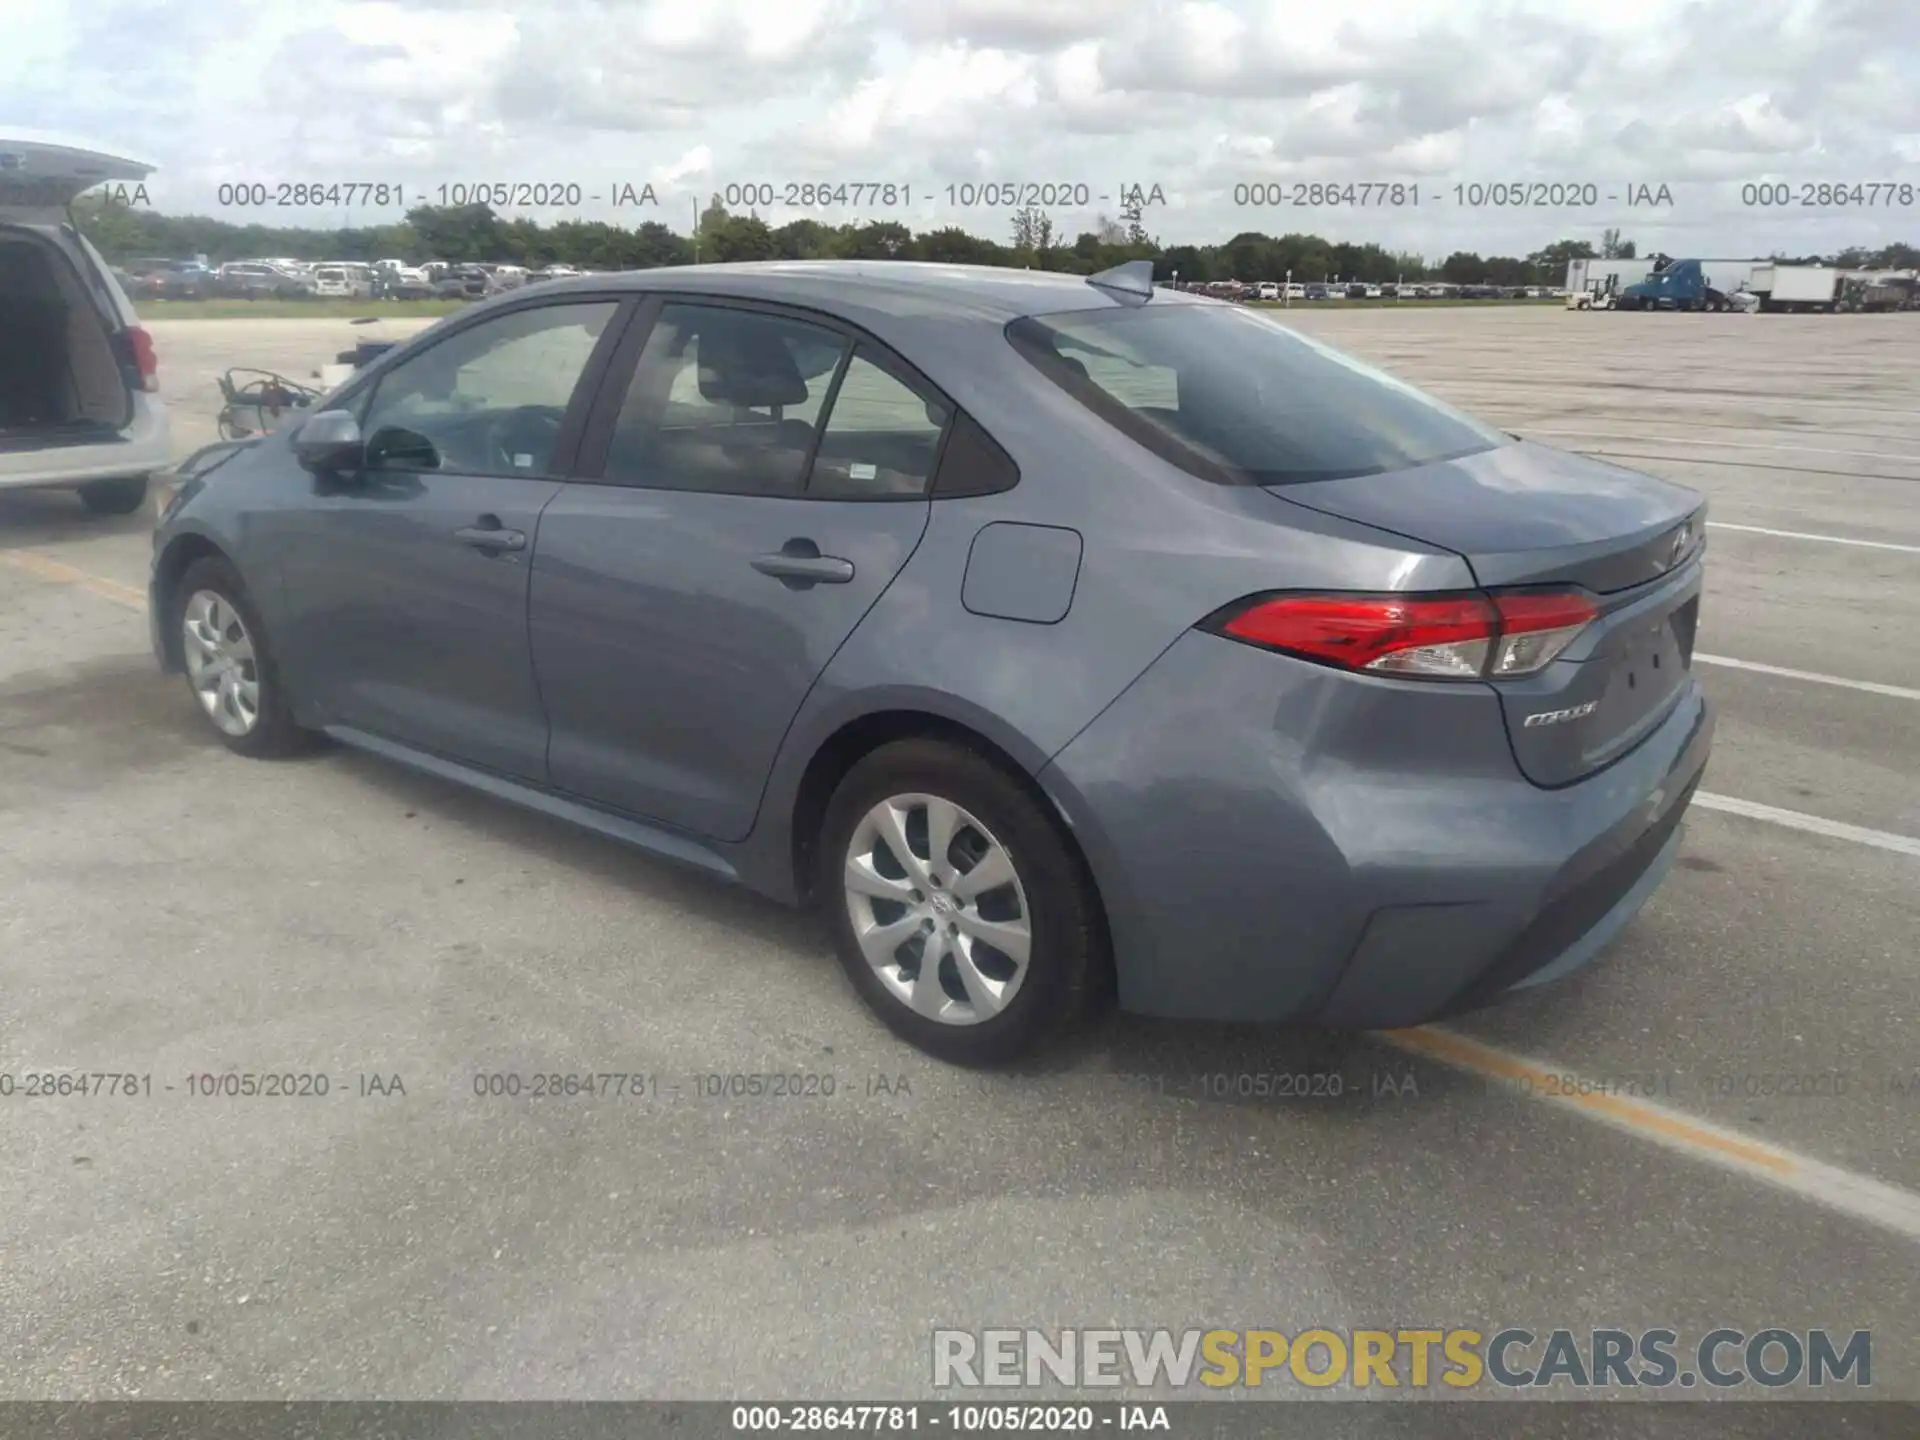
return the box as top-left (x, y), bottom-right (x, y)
top-left (172, 556), bottom-right (312, 758)
top-left (818, 738), bottom-right (1103, 1066)
top-left (77, 475), bottom-right (149, 515)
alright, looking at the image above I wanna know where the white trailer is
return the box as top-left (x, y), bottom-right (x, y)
top-left (1749, 264), bottom-right (1840, 312)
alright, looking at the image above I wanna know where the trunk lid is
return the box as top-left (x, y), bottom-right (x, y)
top-left (0, 133), bottom-right (155, 219)
top-left (1269, 440), bottom-right (1707, 787)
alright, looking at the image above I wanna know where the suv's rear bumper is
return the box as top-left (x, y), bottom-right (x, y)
top-left (1039, 628), bottom-right (1715, 1027)
top-left (0, 394), bottom-right (169, 488)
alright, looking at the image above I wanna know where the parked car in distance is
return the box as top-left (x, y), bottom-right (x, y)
top-left (372, 258), bottom-right (436, 298)
top-left (311, 264), bottom-right (374, 299)
top-left (432, 265), bottom-right (493, 300)
top-left (1303, 283), bottom-right (1331, 300)
top-left (383, 264), bottom-right (436, 299)
top-left (218, 261), bottom-right (315, 299)
top-left (1252, 282), bottom-right (1281, 301)
top-left (148, 258), bottom-right (1714, 1064)
top-left (0, 134), bottom-right (169, 516)
top-left (127, 258), bottom-right (217, 300)
top-left (121, 256), bottom-right (174, 289)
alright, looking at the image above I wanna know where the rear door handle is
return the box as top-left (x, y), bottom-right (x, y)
top-left (752, 540), bottom-right (854, 586)
top-left (454, 524), bottom-right (526, 553)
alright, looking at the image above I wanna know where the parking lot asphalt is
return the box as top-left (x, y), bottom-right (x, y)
top-left (1, 308), bottom-right (1916, 1404)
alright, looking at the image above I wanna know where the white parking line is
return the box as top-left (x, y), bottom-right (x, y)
top-left (1694, 792), bottom-right (1920, 858)
top-left (1388, 1027), bottom-right (1920, 1246)
top-left (1706, 522), bottom-right (1920, 554)
top-left (1694, 654), bottom-right (1920, 701)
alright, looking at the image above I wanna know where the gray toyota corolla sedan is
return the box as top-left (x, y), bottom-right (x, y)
top-left (150, 259), bottom-right (1713, 1064)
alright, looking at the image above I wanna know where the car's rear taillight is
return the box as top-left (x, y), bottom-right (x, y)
top-left (1209, 590), bottom-right (1598, 680)
top-left (1483, 591), bottom-right (1599, 676)
top-left (122, 325), bottom-right (159, 392)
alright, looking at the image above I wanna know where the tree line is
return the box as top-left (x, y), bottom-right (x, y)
top-left (73, 197), bottom-right (1920, 287)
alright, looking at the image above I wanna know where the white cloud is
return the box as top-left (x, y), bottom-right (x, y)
top-left (4, 0), bottom-right (1917, 257)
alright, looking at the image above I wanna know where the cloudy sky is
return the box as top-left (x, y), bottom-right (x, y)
top-left (5, 0), bottom-right (1919, 259)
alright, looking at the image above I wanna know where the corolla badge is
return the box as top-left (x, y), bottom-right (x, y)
top-left (1668, 522), bottom-right (1693, 568)
top-left (1523, 699), bottom-right (1600, 727)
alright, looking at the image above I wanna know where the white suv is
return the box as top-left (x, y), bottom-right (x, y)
top-left (311, 264), bottom-right (373, 299)
top-left (0, 133), bottom-right (169, 515)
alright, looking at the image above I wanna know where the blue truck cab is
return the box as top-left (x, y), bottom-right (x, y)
top-left (1618, 258), bottom-right (1732, 312)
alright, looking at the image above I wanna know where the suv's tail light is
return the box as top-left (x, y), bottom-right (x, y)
top-left (117, 325), bottom-right (159, 393)
top-left (1208, 590), bottom-right (1598, 680)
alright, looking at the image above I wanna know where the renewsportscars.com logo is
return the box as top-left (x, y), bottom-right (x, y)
top-left (932, 1327), bottom-right (1872, 1391)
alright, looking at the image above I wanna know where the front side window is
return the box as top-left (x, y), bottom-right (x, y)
top-left (1006, 303), bottom-right (1508, 486)
top-left (602, 303), bottom-right (849, 497)
top-left (359, 300), bottom-right (616, 476)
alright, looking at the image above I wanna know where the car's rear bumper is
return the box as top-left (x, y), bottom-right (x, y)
top-left (1038, 629), bottom-right (1715, 1027)
top-left (0, 395), bottom-right (170, 489)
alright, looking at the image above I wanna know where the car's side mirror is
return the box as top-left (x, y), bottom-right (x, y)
top-left (292, 410), bottom-right (365, 472)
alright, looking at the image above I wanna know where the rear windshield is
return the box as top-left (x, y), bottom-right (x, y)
top-left (1005, 303), bottom-right (1509, 486)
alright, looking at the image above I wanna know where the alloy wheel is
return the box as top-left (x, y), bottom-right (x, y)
top-left (843, 793), bottom-right (1033, 1025)
top-left (181, 589), bottom-right (261, 737)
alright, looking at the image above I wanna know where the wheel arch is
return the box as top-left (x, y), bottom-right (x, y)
top-left (151, 530), bottom-right (235, 671)
top-left (781, 702), bottom-right (1119, 999)
top-left (788, 709), bottom-right (1032, 892)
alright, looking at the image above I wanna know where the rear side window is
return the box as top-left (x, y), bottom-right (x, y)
top-left (807, 348), bottom-right (952, 499)
top-left (1006, 304), bottom-right (1509, 486)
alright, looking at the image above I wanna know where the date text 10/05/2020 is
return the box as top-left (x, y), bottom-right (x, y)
top-left (1231, 182), bottom-right (1678, 207)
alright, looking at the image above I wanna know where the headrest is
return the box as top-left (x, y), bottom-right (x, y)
top-left (697, 324), bottom-right (810, 409)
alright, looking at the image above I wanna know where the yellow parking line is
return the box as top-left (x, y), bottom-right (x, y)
top-left (1, 549), bottom-right (147, 612)
top-left (1385, 1025), bottom-right (1793, 1173)
top-left (1386, 1025), bottom-right (1920, 1244)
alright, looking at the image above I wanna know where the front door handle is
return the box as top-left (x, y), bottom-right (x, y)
top-left (752, 539), bottom-right (854, 587)
top-left (454, 524), bottom-right (527, 553)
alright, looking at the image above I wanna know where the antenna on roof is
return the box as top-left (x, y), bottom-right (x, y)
top-left (1086, 258), bottom-right (1156, 303)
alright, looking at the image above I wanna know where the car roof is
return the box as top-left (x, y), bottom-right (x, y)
top-left (529, 260), bottom-right (1204, 329)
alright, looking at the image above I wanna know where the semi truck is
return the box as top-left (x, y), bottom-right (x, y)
top-left (1838, 273), bottom-right (1920, 312)
top-left (1566, 256), bottom-right (1760, 311)
top-left (1612, 257), bottom-right (1740, 311)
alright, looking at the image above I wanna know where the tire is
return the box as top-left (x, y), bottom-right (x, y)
top-left (817, 738), bottom-right (1105, 1066)
top-left (77, 475), bottom-right (150, 515)
top-left (170, 556), bottom-right (314, 759)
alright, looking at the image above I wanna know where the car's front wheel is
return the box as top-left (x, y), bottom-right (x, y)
top-left (77, 475), bottom-right (149, 515)
top-left (172, 556), bottom-right (313, 758)
top-left (818, 738), bottom-right (1104, 1066)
